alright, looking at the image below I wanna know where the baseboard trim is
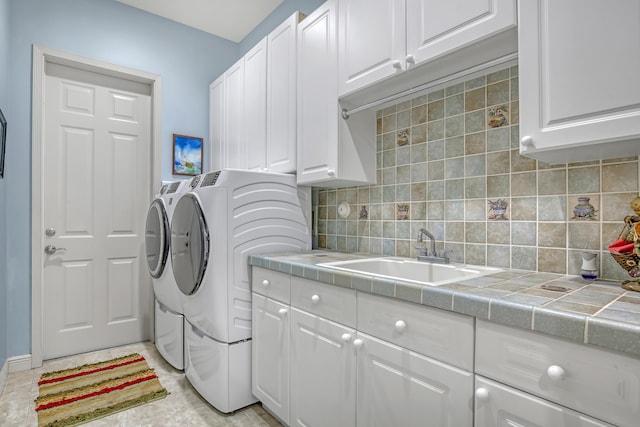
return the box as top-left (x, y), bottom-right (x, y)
top-left (8, 354), bottom-right (32, 373)
top-left (0, 359), bottom-right (7, 397)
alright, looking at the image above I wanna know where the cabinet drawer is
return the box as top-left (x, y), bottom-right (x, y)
top-left (476, 320), bottom-right (640, 427)
top-left (474, 376), bottom-right (613, 427)
top-left (252, 267), bottom-right (290, 303)
top-left (357, 292), bottom-right (473, 371)
top-left (358, 332), bottom-right (473, 427)
top-left (291, 277), bottom-right (356, 327)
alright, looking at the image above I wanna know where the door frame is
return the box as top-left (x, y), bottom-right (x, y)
top-left (30, 45), bottom-right (162, 368)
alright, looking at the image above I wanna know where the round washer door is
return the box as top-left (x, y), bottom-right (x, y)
top-left (145, 198), bottom-right (169, 279)
top-left (171, 193), bottom-right (209, 296)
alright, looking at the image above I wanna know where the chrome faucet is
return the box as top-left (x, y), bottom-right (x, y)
top-left (417, 228), bottom-right (436, 256)
top-left (416, 228), bottom-right (450, 263)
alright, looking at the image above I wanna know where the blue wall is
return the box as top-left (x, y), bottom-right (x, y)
top-left (5, 0), bottom-right (240, 359)
top-left (3, 0), bottom-right (326, 361)
top-left (0, 0), bottom-right (8, 371)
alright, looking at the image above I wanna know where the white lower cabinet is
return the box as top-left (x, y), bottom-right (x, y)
top-left (252, 267), bottom-right (474, 426)
top-left (474, 376), bottom-right (613, 427)
top-left (476, 320), bottom-right (640, 427)
top-left (252, 267), bottom-right (640, 426)
top-left (251, 293), bottom-right (290, 424)
top-left (357, 332), bottom-right (472, 427)
top-left (290, 307), bottom-right (357, 427)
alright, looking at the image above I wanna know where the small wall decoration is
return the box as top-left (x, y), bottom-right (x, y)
top-left (488, 199), bottom-right (508, 220)
top-left (396, 203), bottom-right (410, 220)
top-left (172, 134), bottom-right (203, 176)
top-left (397, 129), bottom-right (409, 146)
top-left (359, 205), bottom-right (368, 219)
top-left (571, 196), bottom-right (598, 220)
top-left (0, 107), bottom-right (6, 178)
top-left (488, 105), bottom-right (509, 128)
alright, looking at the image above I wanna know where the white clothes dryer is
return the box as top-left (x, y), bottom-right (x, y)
top-left (145, 179), bottom-right (188, 370)
top-left (170, 169), bottom-right (311, 413)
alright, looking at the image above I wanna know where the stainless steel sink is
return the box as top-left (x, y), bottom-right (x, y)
top-left (318, 257), bottom-right (501, 286)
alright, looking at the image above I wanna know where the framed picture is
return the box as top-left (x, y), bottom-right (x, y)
top-left (172, 134), bottom-right (203, 176)
top-left (0, 107), bottom-right (6, 178)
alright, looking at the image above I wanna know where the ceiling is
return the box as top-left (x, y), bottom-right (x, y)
top-left (116, 0), bottom-right (284, 43)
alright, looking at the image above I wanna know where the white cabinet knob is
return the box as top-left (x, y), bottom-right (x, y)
top-left (392, 60), bottom-right (402, 69)
top-left (278, 308), bottom-right (288, 315)
top-left (311, 294), bottom-right (320, 304)
top-left (547, 365), bottom-right (566, 382)
top-left (262, 279), bottom-right (270, 287)
top-left (394, 320), bottom-right (406, 333)
top-left (341, 333), bottom-right (352, 342)
top-left (405, 55), bottom-right (415, 66)
top-left (327, 169), bottom-right (335, 177)
top-left (353, 338), bottom-right (364, 349)
top-left (521, 135), bottom-right (534, 147)
top-left (475, 388), bottom-right (490, 402)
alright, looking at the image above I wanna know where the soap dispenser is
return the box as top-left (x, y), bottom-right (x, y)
top-left (580, 252), bottom-right (599, 281)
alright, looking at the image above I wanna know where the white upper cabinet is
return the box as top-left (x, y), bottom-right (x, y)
top-left (244, 38), bottom-right (268, 172)
top-left (224, 58), bottom-right (245, 169)
top-left (338, 0), bottom-right (517, 98)
top-left (209, 76), bottom-right (225, 172)
top-left (208, 13), bottom-right (301, 174)
top-left (266, 13), bottom-right (300, 173)
top-left (518, 0), bottom-right (640, 164)
top-left (407, 0), bottom-right (516, 67)
top-left (338, 0), bottom-right (405, 96)
top-left (297, 0), bottom-right (377, 187)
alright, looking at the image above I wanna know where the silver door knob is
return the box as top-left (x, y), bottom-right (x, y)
top-left (44, 245), bottom-right (66, 255)
top-left (45, 228), bottom-right (56, 237)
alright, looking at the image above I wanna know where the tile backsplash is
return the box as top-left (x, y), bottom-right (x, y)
top-left (315, 66), bottom-right (640, 281)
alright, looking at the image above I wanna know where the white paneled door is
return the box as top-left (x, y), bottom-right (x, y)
top-left (41, 63), bottom-right (152, 360)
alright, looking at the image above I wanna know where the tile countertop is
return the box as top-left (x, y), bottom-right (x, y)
top-left (249, 250), bottom-right (640, 360)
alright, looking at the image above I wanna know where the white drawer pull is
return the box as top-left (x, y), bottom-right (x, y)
top-left (341, 333), bottom-right (352, 342)
top-left (475, 388), bottom-right (490, 402)
top-left (278, 308), bottom-right (288, 315)
top-left (311, 294), bottom-right (320, 304)
top-left (353, 338), bottom-right (364, 349)
top-left (394, 320), bottom-right (406, 333)
top-left (392, 60), bottom-right (402, 69)
top-left (547, 365), bottom-right (566, 382)
top-left (262, 279), bottom-right (270, 287)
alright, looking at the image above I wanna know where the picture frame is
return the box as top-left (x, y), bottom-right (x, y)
top-left (0, 107), bottom-right (6, 178)
top-left (172, 134), bottom-right (203, 176)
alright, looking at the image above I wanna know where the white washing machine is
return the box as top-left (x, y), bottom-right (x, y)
top-left (145, 179), bottom-right (188, 370)
top-left (170, 169), bottom-right (311, 413)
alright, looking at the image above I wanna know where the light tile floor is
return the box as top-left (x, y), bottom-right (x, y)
top-left (0, 341), bottom-right (283, 427)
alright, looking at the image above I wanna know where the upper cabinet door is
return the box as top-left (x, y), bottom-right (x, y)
top-left (224, 58), bottom-right (245, 169)
top-left (297, 0), bottom-right (340, 184)
top-left (266, 13), bottom-right (300, 173)
top-left (338, 0), bottom-right (405, 96)
top-left (406, 0), bottom-right (516, 66)
top-left (518, 0), bottom-right (640, 163)
top-left (209, 76), bottom-right (225, 172)
top-left (244, 38), bottom-right (268, 172)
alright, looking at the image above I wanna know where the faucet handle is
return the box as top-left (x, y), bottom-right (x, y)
top-left (415, 246), bottom-right (428, 256)
top-left (438, 249), bottom-right (452, 259)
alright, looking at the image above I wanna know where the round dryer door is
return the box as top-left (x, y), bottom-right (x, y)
top-left (171, 193), bottom-right (209, 296)
top-left (145, 198), bottom-right (169, 279)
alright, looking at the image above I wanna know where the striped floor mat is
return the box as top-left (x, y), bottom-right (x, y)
top-left (35, 353), bottom-right (168, 427)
